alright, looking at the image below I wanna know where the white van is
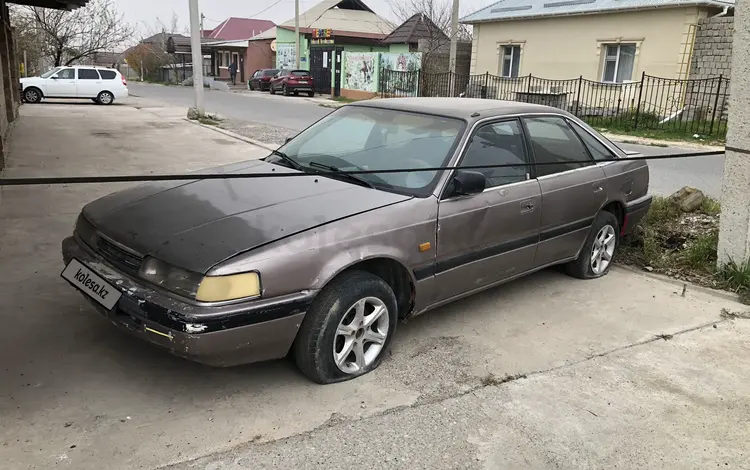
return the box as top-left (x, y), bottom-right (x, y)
top-left (20, 65), bottom-right (129, 105)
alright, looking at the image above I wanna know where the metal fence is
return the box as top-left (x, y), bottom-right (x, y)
top-left (379, 70), bottom-right (730, 136)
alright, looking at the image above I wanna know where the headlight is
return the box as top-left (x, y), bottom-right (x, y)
top-left (75, 213), bottom-right (98, 248)
top-left (195, 272), bottom-right (261, 302)
top-left (139, 257), bottom-right (203, 299)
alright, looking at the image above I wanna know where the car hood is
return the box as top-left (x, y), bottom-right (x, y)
top-left (83, 159), bottom-right (412, 273)
top-left (20, 77), bottom-right (43, 85)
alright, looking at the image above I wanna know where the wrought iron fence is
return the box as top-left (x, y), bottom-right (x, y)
top-left (379, 69), bottom-right (730, 136)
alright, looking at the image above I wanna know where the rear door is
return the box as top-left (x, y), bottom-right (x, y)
top-left (76, 68), bottom-right (102, 97)
top-left (522, 116), bottom-right (607, 267)
top-left (432, 118), bottom-right (542, 304)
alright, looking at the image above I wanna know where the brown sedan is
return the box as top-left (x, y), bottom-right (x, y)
top-left (61, 98), bottom-right (652, 383)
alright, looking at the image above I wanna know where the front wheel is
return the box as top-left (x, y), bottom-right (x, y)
top-left (23, 87), bottom-right (42, 103)
top-left (248, 81), bottom-right (254, 90)
top-left (294, 271), bottom-right (398, 384)
top-left (565, 210), bottom-right (619, 279)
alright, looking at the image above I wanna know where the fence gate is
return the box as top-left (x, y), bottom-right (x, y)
top-left (310, 47), bottom-right (334, 94)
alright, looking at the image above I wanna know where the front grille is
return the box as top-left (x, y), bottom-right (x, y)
top-left (96, 237), bottom-right (143, 272)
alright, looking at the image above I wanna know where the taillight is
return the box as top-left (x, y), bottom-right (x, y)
top-left (122, 75), bottom-right (127, 86)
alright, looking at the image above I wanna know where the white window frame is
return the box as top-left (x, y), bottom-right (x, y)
top-left (496, 41), bottom-right (525, 78)
top-left (601, 42), bottom-right (637, 83)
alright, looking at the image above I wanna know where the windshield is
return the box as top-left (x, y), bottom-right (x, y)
top-left (40, 67), bottom-right (62, 78)
top-left (269, 106), bottom-right (465, 197)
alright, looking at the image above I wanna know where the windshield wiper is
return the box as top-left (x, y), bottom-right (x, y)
top-left (308, 161), bottom-right (376, 189)
top-left (268, 149), bottom-right (304, 171)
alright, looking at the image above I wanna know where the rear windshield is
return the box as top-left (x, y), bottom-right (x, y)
top-left (291, 70), bottom-right (309, 76)
top-left (263, 69), bottom-right (278, 76)
top-left (99, 70), bottom-right (117, 79)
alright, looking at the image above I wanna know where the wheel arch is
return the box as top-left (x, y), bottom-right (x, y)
top-left (601, 200), bottom-right (626, 234)
top-left (23, 85), bottom-right (44, 99)
top-left (319, 255), bottom-right (415, 319)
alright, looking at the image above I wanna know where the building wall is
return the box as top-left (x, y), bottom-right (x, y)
top-left (471, 7), bottom-right (707, 81)
top-left (245, 39), bottom-right (275, 77)
top-left (0, 0), bottom-right (19, 171)
top-left (416, 39), bottom-right (471, 75)
top-left (689, 15), bottom-right (733, 80)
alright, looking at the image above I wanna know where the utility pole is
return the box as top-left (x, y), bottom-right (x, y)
top-left (23, 50), bottom-right (27, 77)
top-left (200, 13), bottom-right (205, 38)
top-left (295, 0), bottom-right (300, 69)
top-left (449, 0), bottom-right (460, 73)
top-left (188, 0), bottom-right (205, 114)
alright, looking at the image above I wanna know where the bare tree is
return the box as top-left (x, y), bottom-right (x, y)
top-left (17, 0), bottom-right (133, 67)
top-left (388, 0), bottom-right (472, 41)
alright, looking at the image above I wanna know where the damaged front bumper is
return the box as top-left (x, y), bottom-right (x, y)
top-left (61, 235), bottom-right (314, 367)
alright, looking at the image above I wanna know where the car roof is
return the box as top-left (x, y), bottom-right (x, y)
top-left (352, 97), bottom-right (573, 120)
top-left (63, 65), bottom-right (118, 70)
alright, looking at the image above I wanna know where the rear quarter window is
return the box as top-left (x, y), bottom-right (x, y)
top-left (78, 69), bottom-right (101, 80)
top-left (99, 70), bottom-right (117, 79)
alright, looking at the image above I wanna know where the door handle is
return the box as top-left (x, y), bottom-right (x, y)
top-left (593, 183), bottom-right (604, 194)
top-left (520, 199), bottom-right (534, 214)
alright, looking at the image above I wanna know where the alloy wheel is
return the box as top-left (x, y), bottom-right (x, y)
top-left (333, 297), bottom-right (389, 374)
top-left (591, 225), bottom-right (616, 274)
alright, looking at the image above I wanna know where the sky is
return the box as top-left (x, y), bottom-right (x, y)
top-left (113, 0), bottom-right (492, 36)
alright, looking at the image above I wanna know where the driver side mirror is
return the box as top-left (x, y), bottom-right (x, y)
top-left (50, 76), bottom-right (58, 80)
top-left (452, 170), bottom-right (486, 196)
top-left (284, 137), bottom-right (292, 144)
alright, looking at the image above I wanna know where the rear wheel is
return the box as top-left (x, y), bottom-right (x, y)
top-left (308, 91), bottom-right (315, 97)
top-left (97, 91), bottom-right (114, 105)
top-left (294, 271), bottom-right (398, 384)
top-left (565, 210), bottom-right (619, 279)
top-left (23, 87), bottom-right (42, 103)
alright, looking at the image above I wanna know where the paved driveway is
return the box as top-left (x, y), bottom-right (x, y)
top-left (1, 99), bottom-right (746, 469)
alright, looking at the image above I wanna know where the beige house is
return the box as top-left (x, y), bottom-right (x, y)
top-left (461, 0), bottom-right (734, 83)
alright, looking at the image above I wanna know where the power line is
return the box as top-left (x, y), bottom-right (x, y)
top-left (0, 151), bottom-right (726, 186)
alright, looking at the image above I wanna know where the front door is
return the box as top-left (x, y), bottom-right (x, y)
top-left (46, 67), bottom-right (77, 97)
top-left (333, 47), bottom-right (344, 97)
top-left (310, 47), bottom-right (333, 94)
top-left (522, 116), bottom-right (607, 267)
top-left (432, 118), bottom-right (542, 305)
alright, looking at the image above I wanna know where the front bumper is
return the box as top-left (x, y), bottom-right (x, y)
top-left (61, 236), bottom-right (314, 367)
top-left (623, 194), bottom-right (653, 235)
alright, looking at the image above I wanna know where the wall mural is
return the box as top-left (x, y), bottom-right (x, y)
top-left (379, 52), bottom-right (422, 96)
top-left (276, 43), bottom-right (296, 69)
top-left (343, 52), bottom-right (379, 92)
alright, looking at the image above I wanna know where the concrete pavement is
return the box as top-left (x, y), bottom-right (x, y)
top-left (129, 82), bottom-right (726, 199)
top-left (1, 97), bottom-right (747, 469)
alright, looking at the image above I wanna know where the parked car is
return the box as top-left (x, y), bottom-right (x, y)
top-left (61, 98), bottom-right (652, 384)
top-left (21, 66), bottom-right (128, 105)
top-left (269, 69), bottom-right (314, 97)
top-left (248, 68), bottom-right (279, 91)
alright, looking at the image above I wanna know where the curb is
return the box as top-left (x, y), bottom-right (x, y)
top-left (613, 264), bottom-right (742, 303)
top-left (603, 133), bottom-right (725, 151)
top-left (183, 118), bottom-right (278, 151)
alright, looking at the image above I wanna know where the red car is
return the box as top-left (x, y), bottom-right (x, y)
top-left (248, 69), bottom-right (279, 91)
top-left (269, 69), bottom-right (315, 97)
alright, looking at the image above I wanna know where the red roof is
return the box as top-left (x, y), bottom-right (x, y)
top-left (208, 17), bottom-right (275, 41)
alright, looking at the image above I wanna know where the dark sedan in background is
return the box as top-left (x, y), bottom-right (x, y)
top-left (248, 68), bottom-right (279, 91)
top-left (269, 69), bottom-right (315, 97)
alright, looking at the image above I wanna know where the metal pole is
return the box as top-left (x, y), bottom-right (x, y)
top-left (188, 0), bottom-right (205, 114)
top-left (295, 0), bottom-right (300, 69)
top-left (449, 0), bottom-right (459, 73)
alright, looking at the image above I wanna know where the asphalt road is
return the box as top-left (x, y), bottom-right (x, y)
top-left (128, 83), bottom-right (726, 199)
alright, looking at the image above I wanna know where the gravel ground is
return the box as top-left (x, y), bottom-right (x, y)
top-left (217, 118), bottom-right (298, 146)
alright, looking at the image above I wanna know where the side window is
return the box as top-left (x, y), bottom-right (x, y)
top-left (56, 68), bottom-right (75, 79)
top-left (99, 70), bottom-right (116, 80)
top-left (78, 69), bottom-right (100, 80)
top-left (523, 117), bottom-right (593, 177)
top-left (568, 120), bottom-right (616, 162)
top-left (461, 120), bottom-right (528, 188)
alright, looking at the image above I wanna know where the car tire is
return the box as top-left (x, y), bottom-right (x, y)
top-left (308, 91), bottom-right (315, 97)
top-left (282, 84), bottom-right (289, 96)
top-left (97, 91), bottom-right (114, 105)
top-left (270, 85), bottom-right (276, 95)
top-left (294, 270), bottom-right (398, 384)
top-left (293, 90), bottom-right (298, 96)
top-left (248, 82), bottom-right (254, 91)
top-left (23, 87), bottom-right (42, 104)
top-left (565, 210), bottom-right (620, 280)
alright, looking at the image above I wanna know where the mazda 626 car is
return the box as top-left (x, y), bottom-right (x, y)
top-left (61, 98), bottom-right (652, 384)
